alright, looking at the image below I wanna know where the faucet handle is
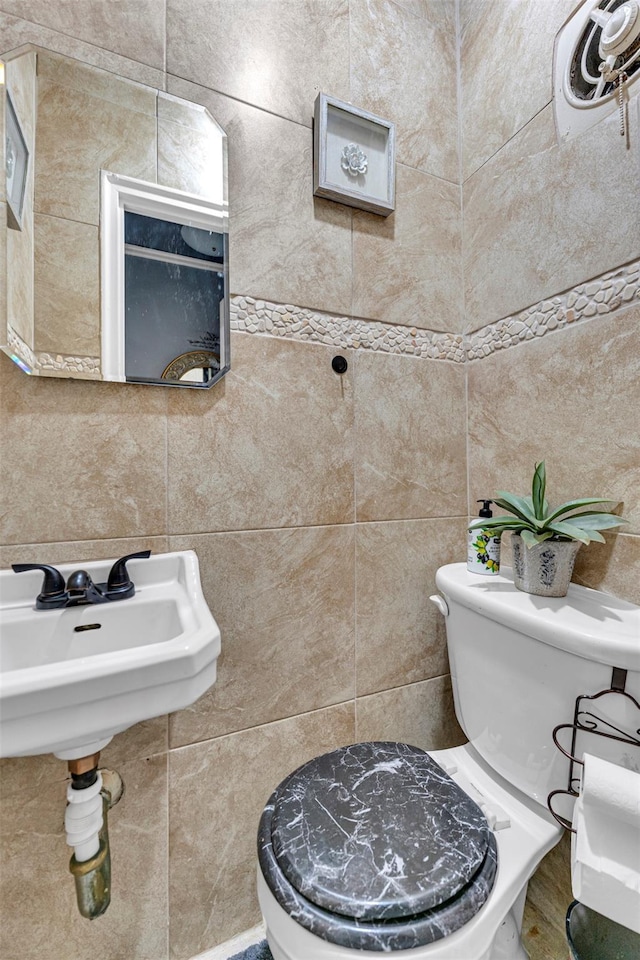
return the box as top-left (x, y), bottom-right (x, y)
top-left (66, 569), bottom-right (92, 593)
top-left (106, 550), bottom-right (151, 599)
top-left (12, 563), bottom-right (68, 609)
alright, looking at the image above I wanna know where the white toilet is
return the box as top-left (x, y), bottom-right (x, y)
top-left (257, 563), bottom-right (640, 959)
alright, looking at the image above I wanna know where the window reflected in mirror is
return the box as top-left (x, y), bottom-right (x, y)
top-left (124, 213), bottom-right (226, 386)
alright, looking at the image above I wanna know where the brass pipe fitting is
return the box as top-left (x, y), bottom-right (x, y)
top-left (64, 755), bottom-right (122, 920)
top-left (68, 793), bottom-right (111, 920)
top-left (67, 752), bottom-right (101, 776)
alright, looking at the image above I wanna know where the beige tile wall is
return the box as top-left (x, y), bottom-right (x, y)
top-left (166, 0), bottom-right (351, 129)
top-left (168, 74), bottom-right (355, 317)
top-left (168, 525), bottom-right (357, 747)
top-left (352, 163), bottom-right (463, 330)
top-left (0, 3), bottom-right (638, 960)
top-left (157, 95), bottom-right (226, 202)
top-left (0, 0), bottom-right (166, 69)
top-left (166, 335), bottom-right (356, 534)
top-left (467, 307), bottom-right (640, 540)
top-left (33, 215), bottom-right (100, 356)
top-left (354, 352), bottom-right (467, 521)
top-left (463, 104), bottom-right (640, 331)
top-left (0, 9), bottom-right (165, 88)
top-left (0, 203), bottom-right (6, 332)
top-left (169, 704), bottom-right (357, 958)
top-left (459, 0), bottom-right (578, 180)
top-left (460, 1), bottom-right (640, 331)
top-left (349, 0), bottom-right (459, 182)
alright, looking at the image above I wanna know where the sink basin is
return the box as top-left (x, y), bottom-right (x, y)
top-left (0, 550), bottom-right (221, 758)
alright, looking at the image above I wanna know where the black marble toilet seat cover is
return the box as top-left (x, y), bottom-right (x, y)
top-left (267, 742), bottom-right (495, 921)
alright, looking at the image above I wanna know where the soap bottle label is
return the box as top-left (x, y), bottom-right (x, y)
top-left (467, 530), bottom-right (501, 575)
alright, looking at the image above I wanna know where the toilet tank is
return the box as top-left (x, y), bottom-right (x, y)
top-left (434, 564), bottom-right (640, 809)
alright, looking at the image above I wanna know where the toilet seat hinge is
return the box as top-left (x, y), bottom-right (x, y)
top-left (467, 781), bottom-right (511, 831)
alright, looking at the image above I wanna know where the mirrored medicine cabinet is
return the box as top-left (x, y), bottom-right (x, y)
top-left (1, 45), bottom-right (229, 388)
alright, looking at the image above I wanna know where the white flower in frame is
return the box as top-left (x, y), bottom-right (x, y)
top-left (340, 143), bottom-right (368, 178)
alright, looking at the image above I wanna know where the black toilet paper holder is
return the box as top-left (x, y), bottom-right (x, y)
top-left (546, 668), bottom-right (640, 832)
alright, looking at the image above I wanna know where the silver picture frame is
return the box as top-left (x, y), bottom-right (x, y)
top-left (5, 91), bottom-right (29, 231)
top-left (313, 92), bottom-right (395, 217)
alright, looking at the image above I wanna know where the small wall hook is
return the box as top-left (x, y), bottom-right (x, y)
top-left (332, 355), bottom-right (348, 374)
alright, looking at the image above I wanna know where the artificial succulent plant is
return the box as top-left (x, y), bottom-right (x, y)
top-left (469, 461), bottom-right (627, 548)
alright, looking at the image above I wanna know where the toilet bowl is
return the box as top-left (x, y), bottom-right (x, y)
top-left (258, 741), bottom-right (560, 960)
top-left (257, 564), bottom-right (640, 959)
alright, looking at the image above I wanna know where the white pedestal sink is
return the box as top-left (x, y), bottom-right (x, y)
top-left (0, 550), bottom-right (221, 758)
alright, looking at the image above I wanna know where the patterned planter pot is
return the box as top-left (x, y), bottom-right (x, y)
top-left (510, 534), bottom-right (582, 598)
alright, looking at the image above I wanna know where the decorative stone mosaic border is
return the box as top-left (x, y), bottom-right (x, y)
top-left (6, 325), bottom-right (37, 372)
top-left (6, 259), bottom-right (637, 377)
top-left (7, 324), bottom-right (101, 377)
top-left (465, 259), bottom-right (640, 361)
top-left (230, 298), bottom-right (465, 362)
top-left (231, 258), bottom-right (639, 364)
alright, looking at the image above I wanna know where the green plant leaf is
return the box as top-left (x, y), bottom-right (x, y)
top-left (555, 511), bottom-right (628, 531)
top-left (469, 518), bottom-right (524, 534)
top-left (532, 461), bottom-right (546, 520)
top-left (546, 498), bottom-right (614, 522)
top-left (524, 494), bottom-right (549, 516)
top-left (493, 493), bottom-right (537, 526)
top-left (584, 529), bottom-right (606, 543)
top-left (546, 520), bottom-right (592, 544)
top-left (469, 518), bottom-right (522, 534)
top-left (519, 529), bottom-right (557, 547)
top-left (488, 463), bottom-right (626, 548)
top-left (535, 531), bottom-right (556, 543)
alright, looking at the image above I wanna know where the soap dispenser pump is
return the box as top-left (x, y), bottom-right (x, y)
top-left (467, 500), bottom-right (501, 576)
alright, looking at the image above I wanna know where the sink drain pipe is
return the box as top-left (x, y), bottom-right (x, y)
top-left (64, 753), bottom-right (120, 920)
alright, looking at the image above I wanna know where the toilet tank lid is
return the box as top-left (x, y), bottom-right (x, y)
top-left (435, 564), bottom-right (640, 672)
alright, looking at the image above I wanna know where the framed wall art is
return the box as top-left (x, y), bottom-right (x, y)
top-left (5, 91), bottom-right (29, 231)
top-left (313, 92), bottom-right (395, 217)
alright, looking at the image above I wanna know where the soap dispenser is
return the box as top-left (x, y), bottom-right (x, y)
top-left (467, 500), bottom-right (501, 575)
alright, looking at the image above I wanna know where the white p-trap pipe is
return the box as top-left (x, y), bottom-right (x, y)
top-left (64, 771), bottom-right (104, 863)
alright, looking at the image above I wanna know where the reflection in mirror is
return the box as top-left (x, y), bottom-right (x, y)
top-left (101, 171), bottom-right (228, 388)
top-left (1, 46), bottom-right (229, 388)
top-left (125, 215), bottom-right (225, 386)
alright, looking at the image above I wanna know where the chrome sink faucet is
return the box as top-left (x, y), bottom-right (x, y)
top-left (12, 551), bottom-right (151, 609)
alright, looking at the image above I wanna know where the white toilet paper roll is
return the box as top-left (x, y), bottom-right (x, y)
top-left (572, 754), bottom-right (640, 935)
top-left (581, 753), bottom-right (640, 827)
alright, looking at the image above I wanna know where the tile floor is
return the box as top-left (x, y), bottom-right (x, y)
top-left (522, 833), bottom-right (572, 960)
top-left (194, 923), bottom-right (266, 960)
